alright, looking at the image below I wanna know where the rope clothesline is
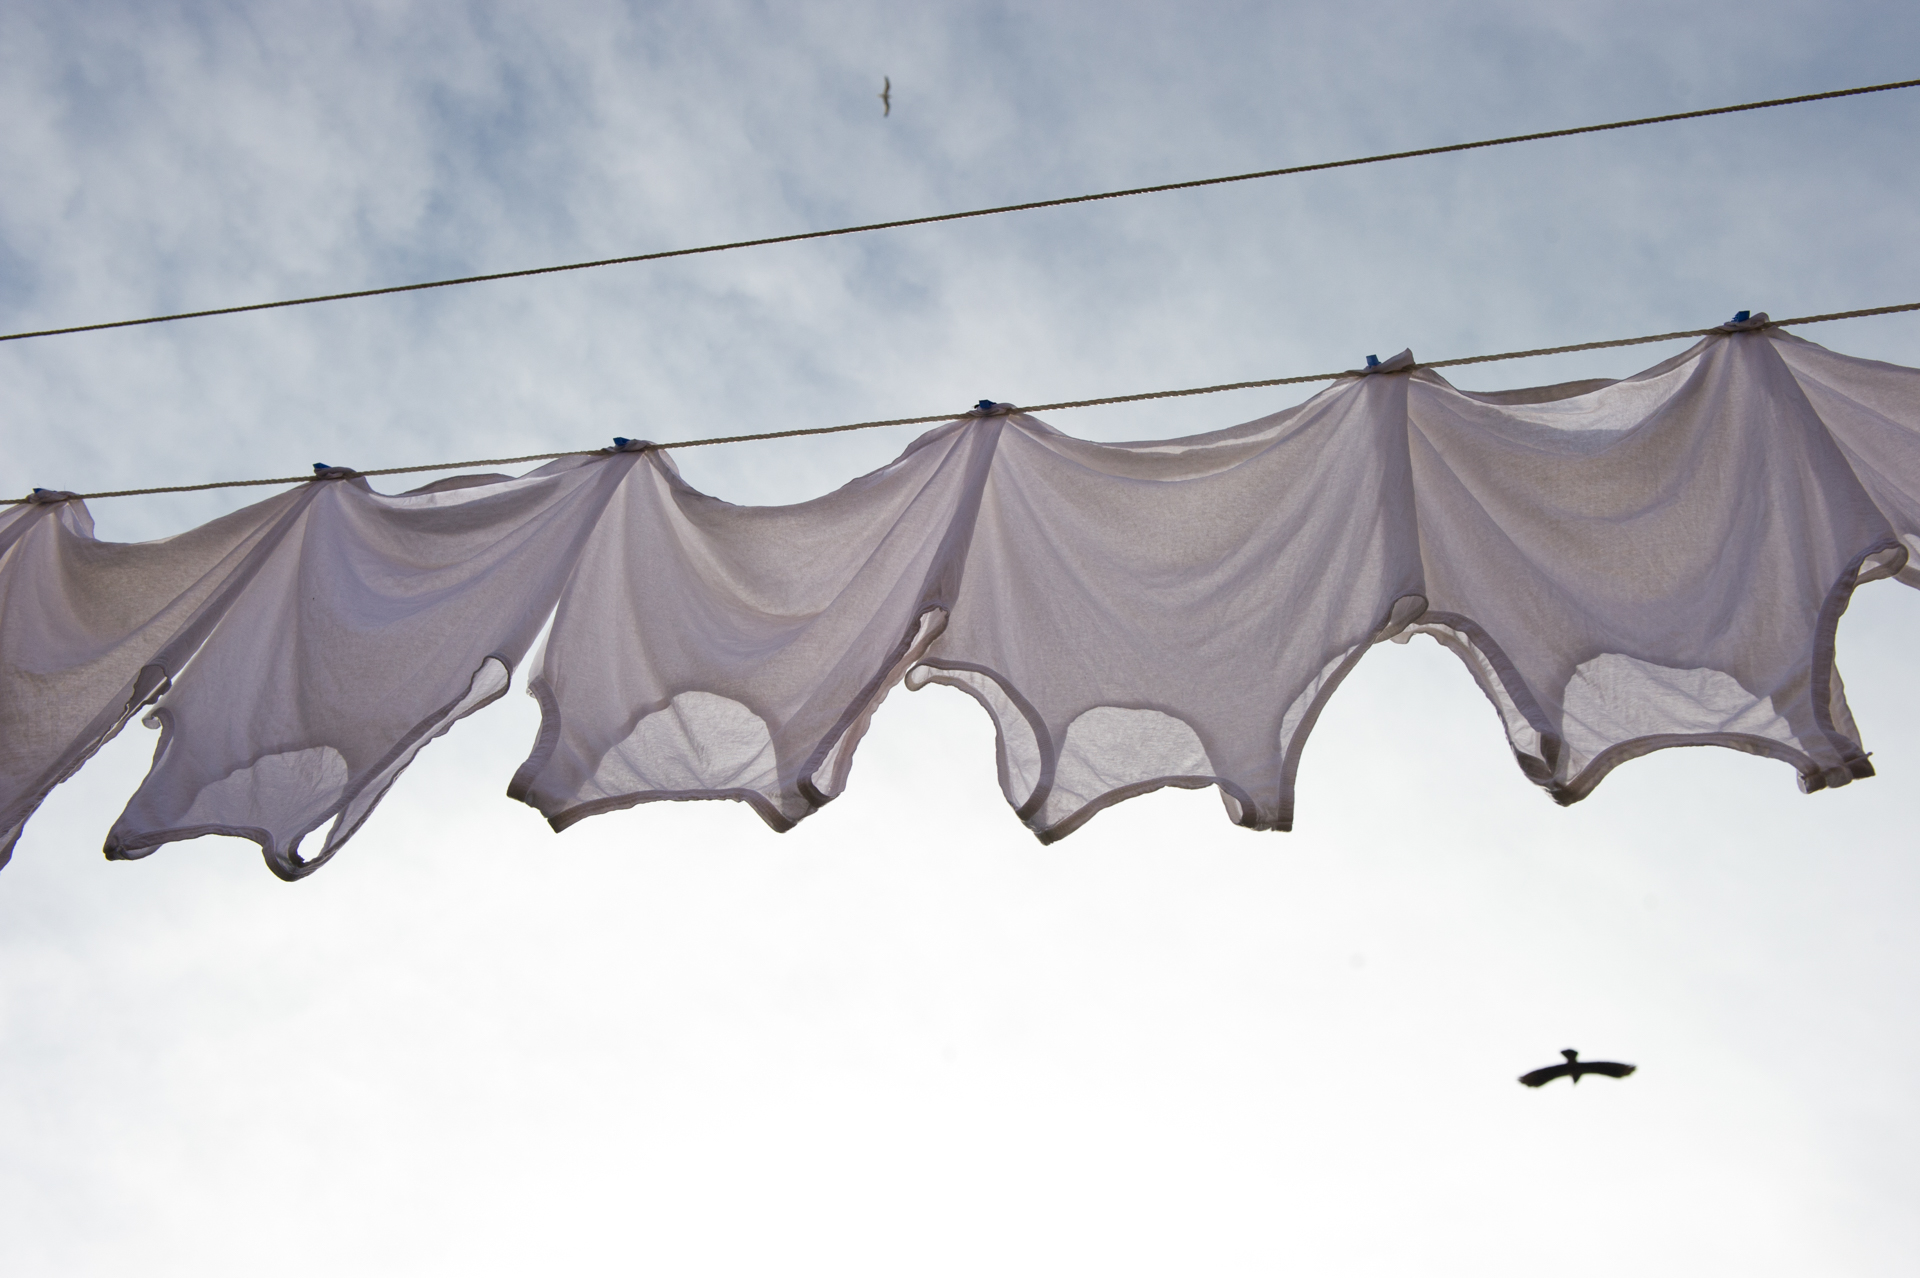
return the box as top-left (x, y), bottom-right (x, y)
top-left (2, 77), bottom-right (1915, 346)
top-left (13, 302), bottom-right (1918, 505)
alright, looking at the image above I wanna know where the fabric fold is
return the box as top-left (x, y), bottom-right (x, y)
top-left (102, 456), bottom-right (639, 879)
top-left (1404, 330), bottom-right (1901, 801)
top-left (0, 489), bottom-right (313, 867)
top-left (508, 417), bottom-right (1002, 831)
top-left (1770, 332), bottom-right (1920, 586)
top-left (910, 373), bottom-right (1426, 840)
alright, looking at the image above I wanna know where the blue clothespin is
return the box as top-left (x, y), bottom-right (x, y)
top-left (1365, 355), bottom-right (1380, 369)
top-left (1730, 310), bottom-right (1751, 325)
top-left (312, 463), bottom-right (332, 473)
top-left (976, 400), bottom-right (997, 413)
top-left (612, 437), bottom-right (632, 448)
top-left (32, 487), bottom-right (49, 494)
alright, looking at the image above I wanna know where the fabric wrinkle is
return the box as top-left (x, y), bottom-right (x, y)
top-left (0, 488), bottom-right (317, 867)
top-left (510, 417), bottom-right (1004, 834)
top-left (1405, 330), bottom-right (1897, 802)
top-left (915, 372), bottom-right (1425, 839)
top-left (100, 454), bottom-right (638, 878)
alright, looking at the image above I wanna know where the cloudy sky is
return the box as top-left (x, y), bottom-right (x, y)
top-left (3, 2), bottom-right (1919, 1273)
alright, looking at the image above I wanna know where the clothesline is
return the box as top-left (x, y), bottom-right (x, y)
top-left (2, 76), bottom-right (1915, 346)
top-left (13, 301), bottom-right (1920, 504)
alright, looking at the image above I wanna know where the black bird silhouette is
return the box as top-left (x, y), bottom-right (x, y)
top-left (879, 76), bottom-right (891, 117)
top-left (1519, 1048), bottom-right (1636, 1088)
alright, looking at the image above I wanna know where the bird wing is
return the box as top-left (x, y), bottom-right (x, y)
top-left (1580, 1061), bottom-right (1636, 1079)
top-left (1518, 1063), bottom-right (1574, 1087)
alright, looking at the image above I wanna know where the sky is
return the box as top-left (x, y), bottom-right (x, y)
top-left (2, 1), bottom-right (1919, 1273)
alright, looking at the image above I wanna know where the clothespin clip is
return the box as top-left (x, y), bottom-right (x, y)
top-left (608, 437), bottom-right (649, 452)
top-left (976, 400), bottom-right (997, 413)
top-left (25, 486), bottom-right (75, 505)
top-left (310, 463), bottom-right (356, 479)
top-left (1731, 311), bottom-right (1750, 324)
top-left (1716, 310), bottom-right (1770, 333)
top-left (1357, 350), bottom-right (1416, 376)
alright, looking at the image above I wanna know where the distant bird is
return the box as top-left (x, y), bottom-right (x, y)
top-left (1519, 1048), bottom-right (1636, 1088)
top-left (879, 76), bottom-right (891, 117)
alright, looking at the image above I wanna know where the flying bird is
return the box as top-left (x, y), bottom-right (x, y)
top-left (879, 76), bottom-right (891, 117)
top-left (1519, 1048), bottom-right (1636, 1088)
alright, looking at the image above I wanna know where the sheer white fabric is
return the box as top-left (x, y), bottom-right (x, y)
top-left (1404, 331), bottom-right (1901, 800)
top-left (4, 328), bottom-right (1920, 878)
top-left (910, 369), bottom-right (1424, 840)
top-left (509, 419), bottom-right (998, 831)
top-left (102, 457), bottom-right (639, 879)
top-left (1771, 332), bottom-right (1920, 586)
top-left (0, 489), bottom-right (309, 867)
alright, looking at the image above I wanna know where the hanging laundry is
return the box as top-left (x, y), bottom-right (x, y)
top-left (101, 455), bottom-right (640, 879)
top-left (3, 327), bottom-right (1919, 880)
top-left (0, 487), bottom-right (313, 868)
top-left (510, 416), bottom-right (999, 831)
top-left (907, 369), bottom-right (1423, 841)
top-left (1403, 331), bottom-right (1900, 801)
